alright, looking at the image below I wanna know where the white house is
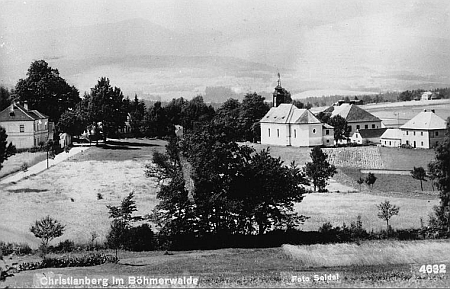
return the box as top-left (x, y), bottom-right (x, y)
top-left (380, 128), bottom-right (403, 147)
top-left (260, 103), bottom-right (333, 147)
top-left (399, 109), bottom-right (447, 149)
top-left (0, 102), bottom-right (51, 149)
top-left (350, 128), bottom-right (387, 145)
top-left (321, 103), bottom-right (382, 135)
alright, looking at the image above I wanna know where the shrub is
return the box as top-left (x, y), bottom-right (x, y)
top-left (21, 162), bottom-right (28, 172)
top-left (0, 242), bottom-right (32, 256)
top-left (97, 193), bottom-right (103, 200)
top-left (126, 224), bottom-right (155, 251)
top-left (18, 253), bottom-right (118, 271)
top-left (30, 215), bottom-right (65, 255)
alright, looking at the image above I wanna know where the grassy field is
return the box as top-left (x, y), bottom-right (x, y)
top-left (0, 139), bottom-right (166, 247)
top-left (4, 240), bottom-right (450, 287)
top-left (0, 151), bottom-right (47, 179)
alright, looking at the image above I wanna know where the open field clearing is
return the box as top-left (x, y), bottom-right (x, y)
top-left (0, 139), bottom-right (166, 247)
top-left (0, 151), bottom-right (47, 179)
top-left (4, 243), bottom-right (450, 287)
top-left (283, 240), bottom-right (450, 267)
top-left (339, 167), bottom-right (437, 195)
top-left (363, 99), bottom-right (450, 128)
top-left (249, 143), bottom-right (435, 171)
top-left (295, 192), bottom-right (437, 231)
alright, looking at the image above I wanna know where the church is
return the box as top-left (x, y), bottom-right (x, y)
top-left (260, 79), bottom-right (334, 147)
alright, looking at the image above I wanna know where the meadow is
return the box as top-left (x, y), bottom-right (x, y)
top-left (0, 151), bottom-right (47, 179)
top-left (5, 240), bottom-right (450, 287)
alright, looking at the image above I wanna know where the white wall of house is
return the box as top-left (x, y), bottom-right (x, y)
top-left (261, 123), bottom-right (325, 147)
top-left (0, 119), bottom-right (49, 149)
top-left (347, 121), bottom-right (382, 134)
top-left (401, 129), bottom-right (446, 148)
top-left (289, 124), bottom-right (310, 147)
top-left (308, 123), bottom-right (323, 146)
top-left (322, 128), bottom-right (334, 147)
top-left (381, 138), bottom-right (401, 147)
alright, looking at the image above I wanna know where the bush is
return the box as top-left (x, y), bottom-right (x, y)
top-left (97, 193), bottom-right (103, 200)
top-left (0, 242), bottom-right (32, 256)
top-left (106, 223), bottom-right (155, 251)
top-left (18, 253), bottom-right (118, 271)
top-left (21, 162), bottom-right (28, 172)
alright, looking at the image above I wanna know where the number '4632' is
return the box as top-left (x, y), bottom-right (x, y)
top-left (419, 264), bottom-right (446, 274)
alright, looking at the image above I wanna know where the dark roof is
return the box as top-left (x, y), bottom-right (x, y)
top-left (356, 128), bottom-right (387, 138)
top-left (322, 104), bottom-right (380, 123)
top-left (0, 103), bottom-right (48, 122)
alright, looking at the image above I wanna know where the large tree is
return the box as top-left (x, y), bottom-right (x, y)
top-left (428, 117), bottom-right (450, 235)
top-left (0, 86), bottom-right (11, 111)
top-left (305, 146), bottom-right (337, 192)
top-left (239, 93), bottom-right (270, 142)
top-left (14, 60), bottom-right (80, 123)
top-left (84, 77), bottom-right (128, 141)
top-left (142, 101), bottom-right (173, 138)
top-left (411, 166), bottom-right (427, 191)
top-left (212, 98), bottom-right (243, 141)
top-left (328, 115), bottom-right (350, 144)
top-left (180, 95), bottom-right (215, 132)
top-left (0, 126), bottom-right (16, 171)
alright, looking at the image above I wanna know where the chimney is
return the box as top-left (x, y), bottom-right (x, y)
top-left (431, 109), bottom-right (435, 113)
top-left (23, 101), bottom-right (28, 110)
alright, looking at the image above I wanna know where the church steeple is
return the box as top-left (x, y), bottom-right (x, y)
top-left (272, 73), bottom-right (290, 107)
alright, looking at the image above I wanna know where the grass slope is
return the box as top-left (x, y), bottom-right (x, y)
top-left (0, 152), bottom-right (47, 179)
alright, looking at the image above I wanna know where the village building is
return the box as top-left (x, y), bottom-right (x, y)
top-left (0, 102), bottom-right (52, 149)
top-left (350, 128), bottom-right (387, 145)
top-left (321, 103), bottom-right (382, 135)
top-left (260, 78), bottom-right (334, 147)
top-left (380, 128), bottom-right (403, 147)
top-left (399, 109), bottom-right (447, 148)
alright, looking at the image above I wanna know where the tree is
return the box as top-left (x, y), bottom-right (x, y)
top-left (305, 146), bottom-right (337, 192)
top-left (376, 200), bottom-right (400, 231)
top-left (212, 98), bottom-right (243, 141)
top-left (357, 176), bottom-right (365, 191)
top-left (30, 215), bottom-right (65, 250)
top-left (411, 166), bottom-right (427, 191)
top-left (365, 172), bottom-right (377, 189)
top-left (292, 99), bottom-right (304, 109)
top-left (428, 117), bottom-right (450, 235)
top-left (0, 86), bottom-right (11, 111)
top-left (84, 77), bottom-right (128, 141)
top-left (180, 95), bottom-right (215, 132)
top-left (142, 101), bottom-right (173, 138)
top-left (56, 108), bottom-right (87, 137)
top-left (14, 60), bottom-right (80, 123)
top-left (239, 93), bottom-right (270, 142)
top-left (127, 95), bottom-right (146, 136)
top-left (106, 192), bottom-right (143, 257)
top-left (0, 126), bottom-right (16, 172)
top-left (328, 115), bottom-right (350, 144)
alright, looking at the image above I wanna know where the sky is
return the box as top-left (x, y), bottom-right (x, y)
top-left (1, 0), bottom-right (450, 99)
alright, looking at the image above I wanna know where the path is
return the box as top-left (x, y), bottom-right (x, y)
top-left (0, 146), bottom-right (89, 185)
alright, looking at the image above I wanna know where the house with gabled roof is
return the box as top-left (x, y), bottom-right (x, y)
top-left (400, 109), bottom-right (447, 148)
top-left (380, 128), bottom-right (403, 147)
top-left (0, 102), bottom-right (51, 149)
top-left (260, 103), bottom-right (334, 147)
top-left (350, 128), bottom-right (387, 145)
top-left (321, 103), bottom-right (382, 136)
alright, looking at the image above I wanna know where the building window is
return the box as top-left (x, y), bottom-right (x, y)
top-left (326, 129), bottom-right (329, 135)
top-left (294, 129), bottom-right (296, 138)
top-left (389, 141), bottom-right (391, 146)
top-left (406, 140), bottom-right (409, 145)
top-left (326, 140), bottom-right (329, 143)
top-left (413, 131), bottom-right (416, 136)
top-left (20, 124), bottom-right (24, 133)
top-left (268, 128), bottom-right (270, 137)
top-left (312, 128), bottom-right (316, 134)
top-left (436, 141), bottom-right (439, 146)
top-left (372, 124), bottom-right (375, 128)
top-left (277, 129), bottom-right (279, 138)
top-left (356, 125), bottom-right (360, 130)
top-left (435, 131), bottom-right (439, 136)
top-left (406, 131), bottom-right (409, 135)
top-left (421, 131), bottom-right (423, 136)
top-left (421, 141), bottom-right (423, 146)
top-left (365, 124), bottom-right (368, 129)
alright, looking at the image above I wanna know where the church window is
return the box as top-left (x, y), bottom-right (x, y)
top-left (312, 128), bottom-right (316, 134)
top-left (277, 129), bottom-right (280, 138)
top-left (268, 128), bottom-right (270, 137)
top-left (294, 129), bottom-right (296, 138)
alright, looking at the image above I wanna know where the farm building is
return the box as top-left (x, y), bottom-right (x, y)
top-left (320, 103), bottom-right (382, 135)
top-left (0, 102), bottom-right (52, 149)
top-left (399, 109), bottom-right (447, 148)
top-left (350, 128), bottom-right (387, 145)
top-left (380, 128), bottom-right (403, 147)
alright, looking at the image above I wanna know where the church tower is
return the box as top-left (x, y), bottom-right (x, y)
top-left (272, 73), bottom-right (291, 107)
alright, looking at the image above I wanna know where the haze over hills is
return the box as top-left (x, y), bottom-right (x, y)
top-left (1, 1), bottom-right (450, 101)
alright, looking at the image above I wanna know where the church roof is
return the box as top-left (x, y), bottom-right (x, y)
top-left (322, 103), bottom-right (380, 123)
top-left (260, 103), bottom-right (322, 124)
top-left (400, 110), bottom-right (447, 130)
